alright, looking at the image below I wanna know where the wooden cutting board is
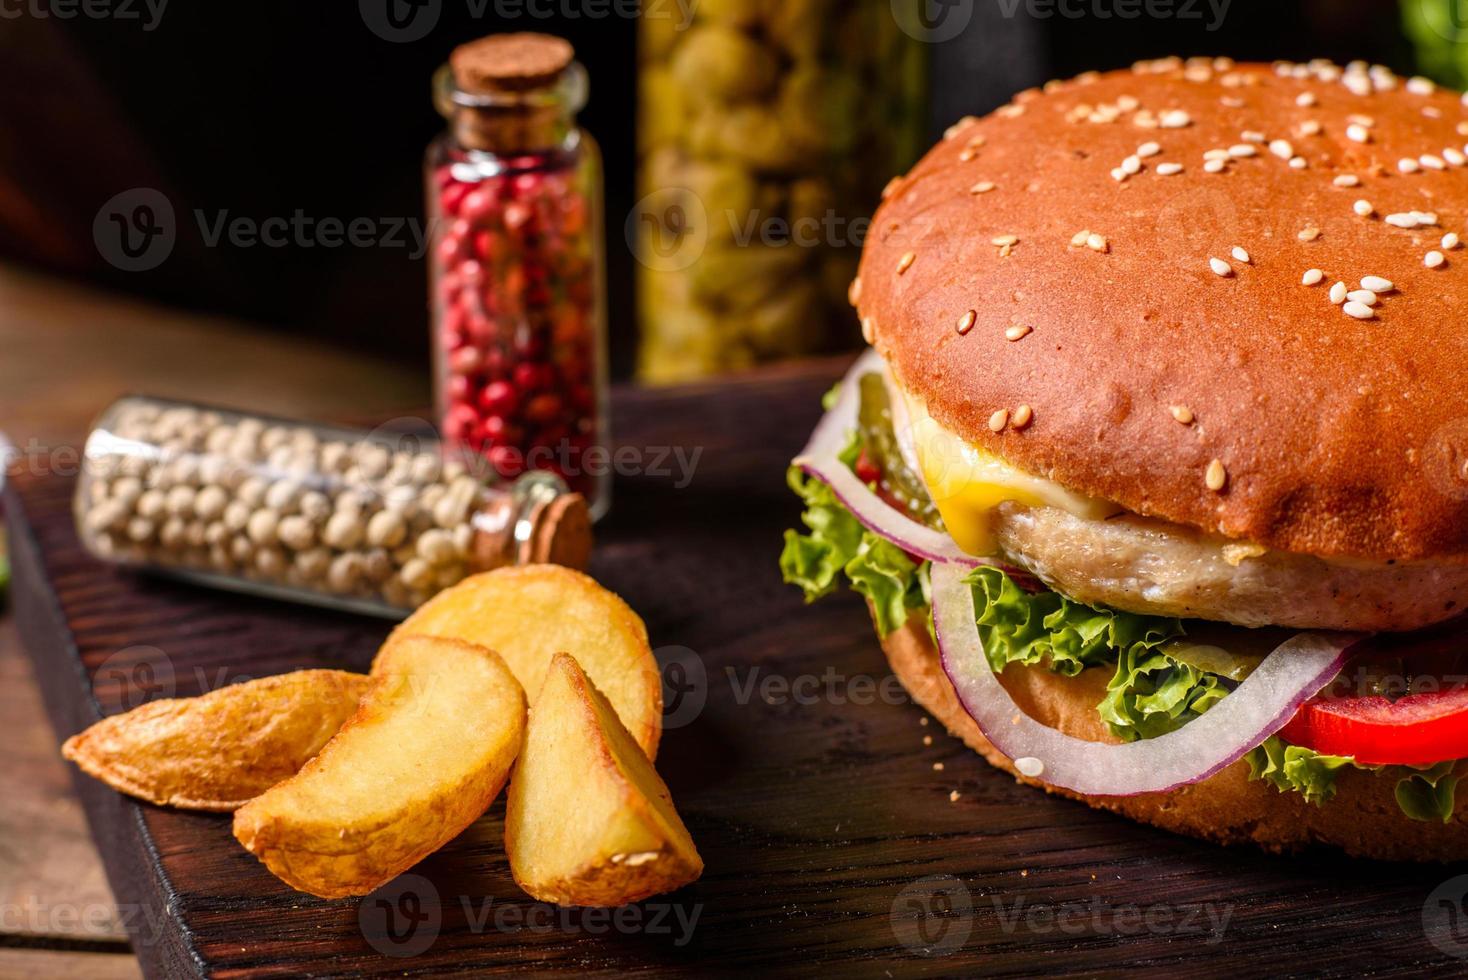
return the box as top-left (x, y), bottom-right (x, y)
top-left (7, 358), bottom-right (1460, 978)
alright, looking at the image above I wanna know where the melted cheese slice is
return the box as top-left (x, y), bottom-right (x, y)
top-left (900, 391), bottom-right (1119, 556)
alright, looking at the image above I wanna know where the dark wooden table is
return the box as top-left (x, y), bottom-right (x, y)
top-left (8, 335), bottom-right (1468, 977)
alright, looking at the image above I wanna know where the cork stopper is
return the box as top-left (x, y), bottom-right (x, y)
top-left (526, 493), bottom-right (592, 570)
top-left (450, 33), bottom-right (574, 95)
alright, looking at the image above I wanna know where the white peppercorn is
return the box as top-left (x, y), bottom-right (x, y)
top-left (327, 552), bottom-right (362, 593)
top-left (193, 485), bottom-right (228, 521)
top-left (322, 510), bottom-right (363, 550)
top-left (136, 489), bottom-right (167, 520)
top-left (399, 558), bottom-right (435, 591)
top-left (246, 508), bottom-right (279, 546)
top-left (366, 509), bottom-right (407, 549)
top-left (264, 480), bottom-right (301, 513)
top-left (222, 500), bottom-right (252, 532)
top-left (294, 547), bottom-right (331, 581)
top-left (127, 517), bottom-right (156, 543)
top-left (159, 516), bottom-right (188, 550)
top-left (277, 514), bottom-right (316, 551)
top-left (255, 547), bottom-right (286, 578)
top-left (417, 528), bottom-right (457, 566)
top-left (298, 490), bottom-right (331, 522)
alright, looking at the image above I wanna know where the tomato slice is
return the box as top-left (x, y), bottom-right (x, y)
top-left (1280, 686), bottom-right (1468, 766)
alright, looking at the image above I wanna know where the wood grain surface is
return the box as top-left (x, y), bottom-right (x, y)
top-left (8, 356), bottom-right (1467, 978)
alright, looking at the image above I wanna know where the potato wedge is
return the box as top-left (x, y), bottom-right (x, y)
top-left (234, 636), bottom-right (526, 899)
top-left (62, 670), bottom-right (371, 812)
top-left (386, 565), bottom-right (663, 759)
top-left (506, 653), bottom-right (702, 907)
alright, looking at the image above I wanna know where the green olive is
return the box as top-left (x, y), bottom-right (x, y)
top-left (670, 25), bottom-right (779, 105)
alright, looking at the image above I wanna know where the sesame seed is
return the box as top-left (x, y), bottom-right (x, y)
top-left (1137, 141), bottom-right (1162, 157)
top-left (989, 409), bottom-right (1010, 432)
top-left (1229, 143), bottom-right (1258, 158)
top-left (1347, 124), bottom-right (1371, 143)
top-left (861, 317), bottom-right (876, 344)
top-left (1170, 405), bottom-right (1195, 424)
top-left (1070, 230), bottom-right (1090, 247)
top-left (1298, 227), bottom-right (1321, 242)
top-left (1427, 250), bottom-right (1447, 268)
top-left (970, 181), bottom-right (996, 194)
top-left (1353, 199), bottom-right (1375, 217)
top-left (1446, 148), bottom-right (1466, 167)
top-left (1242, 130), bottom-right (1267, 143)
top-left (1014, 757), bottom-right (1045, 778)
top-left (1086, 233), bottom-right (1109, 252)
top-left (1012, 404), bottom-right (1034, 429)
top-left (1206, 459), bottom-right (1228, 492)
top-left (1005, 324), bottom-right (1033, 342)
top-left (897, 252), bottom-right (916, 275)
top-left (923, 735), bottom-right (933, 746)
top-left (1385, 212), bottom-right (1419, 228)
top-left (1347, 289), bottom-right (1378, 306)
top-left (1298, 120), bottom-right (1323, 137)
top-left (1422, 154), bottom-right (1447, 170)
top-left (1444, 232), bottom-right (1461, 249)
top-left (1204, 159), bottom-right (1227, 173)
top-left (959, 147), bottom-right (978, 162)
top-left (1270, 139), bottom-right (1295, 159)
top-left (1160, 109), bottom-right (1191, 128)
top-left (957, 310), bottom-right (977, 334)
top-left (943, 117), bottom-right (978, 140)
top-left (1204, 148), bottom-right (1230, 161)
top-left (933, 762), bottom-right (945, 771)
top-left (847, 277), bottom-right (862, 306)
top-left (1334, 174), bottom-right (1360, 187)
top-left (949, 790), bottom-right (961, 803)
top-left (1343, 301), bottom-right (1376, 320)
top-left (992, 234), bottom-right (1019, 247)
top-left (1289, 156), bottom-right (1308, 169)
top-left (1209, 257), bottom-right (1233, 277)
top-left (1156, 162), bottom-right (1184, 175)
top-left (1361, 275), bottom-right (1394, 292)
top-left (881, 177), bottom-right (902, 200)
top-left (1408, 75), bottom-right (1436, 95)
top-left (1122, 154), bottom-right (1143, 174)
top-left (1302, 268), bottom-right (1324, 285)
top-left (1297, 92), bottom-right (1317, 107)
top-left (1111, 167), bottom-right (1129, 182)
top-left (1231, 246), bottom-right (1251, 263)
top-left (1348, 113), bottom-right (1377, 127)
top-left (1399, 158), bottom-right (1422, 174)
top-left (1329, 281), bottom-right (1347, 304)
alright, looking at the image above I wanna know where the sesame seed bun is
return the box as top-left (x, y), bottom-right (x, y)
top-left (877, 608), bottom-right (1468, 862)
top-left (858, 57), bottom-right (1468, 562)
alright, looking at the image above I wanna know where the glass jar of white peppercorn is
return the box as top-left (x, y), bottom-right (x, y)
top-left (73, 396), bottom-right (592, 617)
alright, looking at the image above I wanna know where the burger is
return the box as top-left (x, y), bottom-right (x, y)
top-left (781, 57), bottom-right (1468, 861)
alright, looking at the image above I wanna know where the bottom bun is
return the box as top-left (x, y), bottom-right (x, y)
top-left (878, 611), bottom-right (1468, 862)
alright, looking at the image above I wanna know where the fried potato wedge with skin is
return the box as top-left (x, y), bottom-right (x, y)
top-left (62, 670), bottom-right (372, 812)
top-left (234, 636), bottom-right (526, 899)
top-left (506, 653), bottom-right (702, 907)
top-left (386, 565), bottom-right (663, 759)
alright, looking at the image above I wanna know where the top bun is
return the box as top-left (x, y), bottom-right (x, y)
top-left (857, 58), bottom-right (1468, 563)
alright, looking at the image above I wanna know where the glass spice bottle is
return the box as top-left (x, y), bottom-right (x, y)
top-left (73, 396), bottom-right (593, 618)
top-left (428, 33), bottom-right (610, 518)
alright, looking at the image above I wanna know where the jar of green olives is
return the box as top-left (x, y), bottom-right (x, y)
top-left (636, 0), bottom-right (926, 382)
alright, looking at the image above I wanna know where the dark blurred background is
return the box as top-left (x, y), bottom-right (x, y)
top-left (0, 1), bottom-right (1418, 378)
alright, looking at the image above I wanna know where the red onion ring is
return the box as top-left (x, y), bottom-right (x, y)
top-left (795, 352), bottom-right (984, 566)
top-left (930, 561), bottom-right (1358, 797)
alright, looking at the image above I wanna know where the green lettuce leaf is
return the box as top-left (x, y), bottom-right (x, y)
top-left (1100, 644), bottom-right (1228, 742)
top-left (1395, 761), bottom-right (1462, 823)
top-left (779, 438), bottom-right (927, 636)
top-left (1247, 737), bottom-right (1354, 806)
top-left (966, 564), bottom-right (1183, 679)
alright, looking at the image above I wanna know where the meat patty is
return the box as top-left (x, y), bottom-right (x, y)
top-left (991, 502), bottom-right (1468, 632)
